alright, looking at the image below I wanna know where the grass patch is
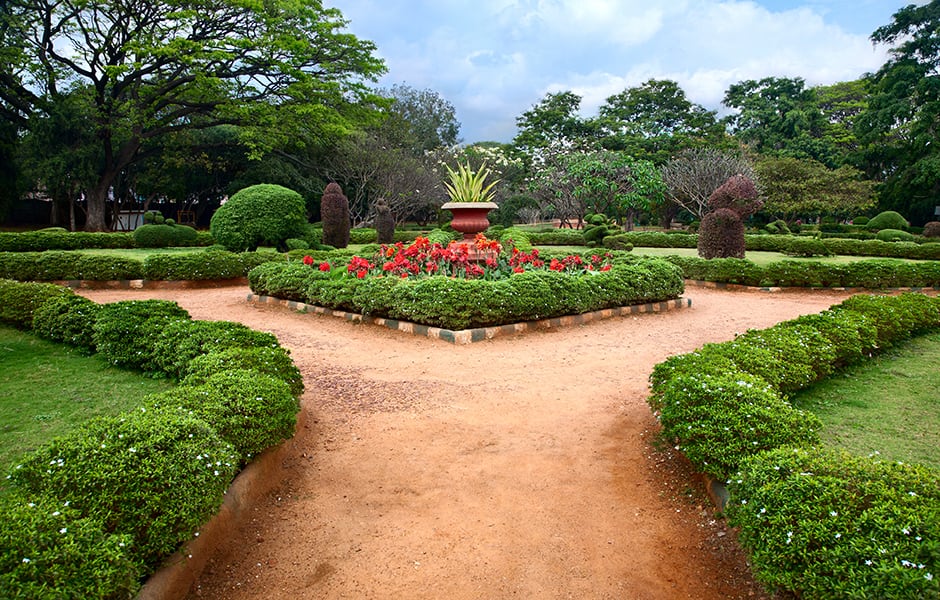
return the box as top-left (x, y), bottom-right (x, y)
top-left (791, 331), bottom-right (940, 470)
top-left (0, 326), bottom-right (173, 476)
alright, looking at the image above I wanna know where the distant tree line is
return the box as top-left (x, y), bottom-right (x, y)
top-left (1, 1), bottom-right (938, 230)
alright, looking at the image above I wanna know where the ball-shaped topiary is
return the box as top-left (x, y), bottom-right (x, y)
top-left (866, 210), bottom-right (908, 231)
top-left (320, 182), bottom-right (351, 248)
top-left (875, 228), bottom-right (915, 242)
top-left (210, 184), bottom-right (307, 252)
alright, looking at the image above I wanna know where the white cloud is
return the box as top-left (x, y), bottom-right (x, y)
top-left (330, 0), bottom-right (897, 143)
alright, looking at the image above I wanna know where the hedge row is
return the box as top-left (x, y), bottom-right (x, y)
top-left (0, 280), bottom-right (302, 598)
top-left (348, 228), bottom-right (427, 245)
top-left (0, 249), bottom-right (283, 281)
top-left (248, 255), bottom-right (685, 330)
top-left (0, 229), bottom-right (214, 251)
top-left (594, 231), bottom-right (940, 259)
top-left (664, 255), bottom-right (940, 289)
top-left (648, 293), bottom-right (940, 599)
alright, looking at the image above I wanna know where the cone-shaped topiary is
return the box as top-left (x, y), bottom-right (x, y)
top-left (374, 198), bottom-right (395, 244)
top-left (210, 184), bottom-right (307, 252)
top-left (321, 182), bottom-right (350, 248)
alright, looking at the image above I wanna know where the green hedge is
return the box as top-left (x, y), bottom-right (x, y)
top-left (0, 230), bottom-right (214, 251)
top-left (727, 447), bottom-right (939, 599)
top-left (0, 249), bottom-right (282, 282)
top-left (599, 231), bottom-right (940, 260)
top-left (648, 293), bottom-right (940, 598)
top-left (252, 256), bottom-right (685, 330)
top-left (0, 279), bottom-right (303, 596)
top-left (664, 255), bottom-right (940, 289)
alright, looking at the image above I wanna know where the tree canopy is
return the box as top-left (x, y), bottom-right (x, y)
top-left (1, 0), bottom-right (385, 230)
top-left (855, 0), bottom-right (940, 225)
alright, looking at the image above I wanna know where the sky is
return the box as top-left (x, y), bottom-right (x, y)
top-left (325, 1), bottom-right (916, 144)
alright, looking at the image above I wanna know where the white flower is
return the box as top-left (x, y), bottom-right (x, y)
top-left (59, 528), bottom-right (67, 534)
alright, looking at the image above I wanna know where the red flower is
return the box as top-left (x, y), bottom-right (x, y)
top-left (513, 266), bottom-right (525, 273)
top-left (302, 255), bottom-right (314, 266)
top-left (356, 270), bottom-right (366, 279)
top-left (319, 262), bottom-right (331, 271)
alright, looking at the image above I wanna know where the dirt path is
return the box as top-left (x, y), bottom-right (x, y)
top-left (79, 285), bottom-right (856, 600)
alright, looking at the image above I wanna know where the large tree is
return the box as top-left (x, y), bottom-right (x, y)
top-left (723, 76), bottom-right (836, 166)
top-left (512, 91), bottom-right (594, 155)
top-left (856, 0), bottom-right (940, 225)
top-left (755, 156), bottom-right (875, 220)
top-left (379, 84), bottom-right (461, 155)
top-left (660, 147), bottom-right (757, 220)
top-left (566, 151), bottom-right (664, 230)
top-left (595, 79), bottom-right (728, 164)
top-left (2, 0), bottom-right (385, 230)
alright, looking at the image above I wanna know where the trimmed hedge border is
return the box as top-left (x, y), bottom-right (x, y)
top-left (648, 292), bottom-right (940, 599)
top-left (0, 280), bottom-right (303, 598)
top-left (247, 293), bottom-right (692, 344)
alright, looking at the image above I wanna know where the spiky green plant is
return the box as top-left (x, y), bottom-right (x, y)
top-left (443, 162), bottom-right (500, 203)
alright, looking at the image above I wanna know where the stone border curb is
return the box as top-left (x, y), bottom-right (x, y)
top-left (246, 295), bottom-right (692, 344)
top-left (135, 409), bottom-right (308, 600)
top-left (685, 279), bottom-right (940, 294)
top-left (56, 277), bottom-right (248, 290)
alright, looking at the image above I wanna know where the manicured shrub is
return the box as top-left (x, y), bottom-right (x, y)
top-left (497, 226), bottom-right (533, 251)
top-left (31, 293), bottom-right (101, 353)
top-left (727, 447), bottom-right (940, 600)
top-left (7, 408), bottom-right (238, 570)
top-left (149, 318), bottom-right (280, 379)
top-left (285, 238), bottom-right (310, 251)
top-left (790, 309), bottom-right (879, 366)
top-left (92, 300), bottom-right (190, 371)
top-left (698, 175), bottom-right (761, 259)
top-left (852, 216), bottom-right (870, 226)
top-left (182, 346), bottom-right (304, 397)
top-left (582, 224), bottom-right (611, 247)
top-left (836, 293), bottom-right (940, 348)
top-left (348, 227), bottom-right (376, 244)
top-left (924, 221), bottom-right (940, 238)
top-left (142, 250), bottom-right (248, 280)
top-left (374, 198), bottom-right (395, 244)
top-left (0, 279), bottom-right (73, 329)
top-left (148, 370), bottom-right (298, 465)
top-left (876, 228), bottom-right (915, 242)
top-left (602, 234), bottom-right (634, 251)
top-left (866, 210), bottom-right (909, 231)
top-left (764, 219), bottom-right (791, 235)
top-left (782, 236), bottom-right (832, 257)
top-left (656, 371), bottom-right (821, 480)
top-left (320, 182), bottom-right (351, 249)
top-left (698, 208), bottom-right (745, 259)
top-left (526, 229), bottom-right (585, 246)
top-left (133, 223), bottom-right (198, 248)
top-left (0, 494), bottom-right (138, 599)
top-left (210, 184), bottom-right (307, 252)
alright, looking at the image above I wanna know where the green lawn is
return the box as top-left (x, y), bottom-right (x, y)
top-left (791, 331), bottom-right (940, 470)
top-left (0, 327), bottom-right (173, 477)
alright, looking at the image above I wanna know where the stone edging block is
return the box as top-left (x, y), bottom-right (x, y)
top-left (246, 295), bottom-right (693, 344)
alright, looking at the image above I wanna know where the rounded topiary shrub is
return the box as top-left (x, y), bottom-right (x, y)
top-left (875, 228), bottom-right (915, 242)
top-left (148, 369), bottom-right (298, 465)
top-left (182, 346), bottom-right (304, 397)
top-left (866, 210), bottom-right (908, 231)
top-left (92, 300), bottom-right (190, 371)
top-left (7, 408), bottom-right (238, 570)
top-left (0, 494), bottom-right (138, 599)
top-left (31, 293), bottom-right (101, 353)
top-left (210, 184), bottom-right (307, 252)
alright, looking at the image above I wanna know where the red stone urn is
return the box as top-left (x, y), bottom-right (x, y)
top-left (442, 201), bottom-right (498, 241)
top-left (441, 201), bottom-right (499, 262)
